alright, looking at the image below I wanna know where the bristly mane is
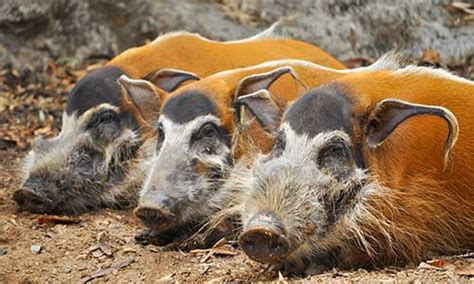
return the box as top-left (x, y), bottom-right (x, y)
top-left (151, 20), bottom-right (288, 45)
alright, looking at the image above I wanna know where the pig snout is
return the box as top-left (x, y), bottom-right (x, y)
top-left (13, 183), bottom-right (53, 213)
top-left (239, 212), bottom-right (290, 264)
top-left (133, 206), bottom-right (176, 232)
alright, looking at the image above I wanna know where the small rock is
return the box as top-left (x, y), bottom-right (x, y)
top-left (39, 110), bottom-right (46, 122)
top-left (76, 254), bottom-right (88, 260)
top-left (64, 266), bottom-right (72, 273)
top-left (122, 247), bottom-right (137, 254)
top-left (30, 244), bottom-right (42, 254)
top-left (80, 271), bottom-right (89, 278)
top-left (92, 250), bottom-right (103, 258)
top-left (98, 240), bottom-right (113, 256)
top-left (0, 248), bottom-right (7, 255)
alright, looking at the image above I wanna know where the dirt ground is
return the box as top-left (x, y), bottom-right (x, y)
top-left (1, 58), bottom-right (473, 283)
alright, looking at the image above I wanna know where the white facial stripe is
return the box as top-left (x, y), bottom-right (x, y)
top-left (37, 103), bottom-right (120, 147)
top-left (158, 114), bottom-right (223, 150)
top-left (272, 124), bottom-right (352, 164)
top-left (142, 114), bottom-right (230, 193)
top-left (76, 103), bottom-right (120, 125)
top-left (148, 114), bottom-right (229, 171)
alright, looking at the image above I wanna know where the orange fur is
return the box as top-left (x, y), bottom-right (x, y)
top-left (108, 33), bottom-right (345, 79)
top-left (111, 33), bottom-right (345, 143)
top-left (195, 160), bottom-right (213, 177)
top-left (204, 63), bottom-right (472, 267)
top-left (331, 69), bottom-right (474, 265)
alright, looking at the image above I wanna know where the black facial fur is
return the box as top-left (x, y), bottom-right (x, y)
top-left (268, 130), bottom-right (286, 160)
top-left (317, 140), bottom-right (355, 180)
top-left (284, 83), bottom-right (366, 169)
top-left (155, 123), bottom-right (165, 152)
top-left (162, 91), bottom-right (218, 123)
top-left (66, 67), bottom-right (126, 115)
top-left (66, 66), bottom-right (139, 131)
top-left (87, 109), bottom-right (122, 142)
top-left (285, 83), bottom-right (354, 137)
top-left (191, 122), bottom-right (231, 150)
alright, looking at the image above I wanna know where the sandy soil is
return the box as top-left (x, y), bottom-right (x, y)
top-left (0, 59), bottom-right (473, 283)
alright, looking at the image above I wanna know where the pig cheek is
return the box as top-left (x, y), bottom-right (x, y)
top-left (32, 179), bottom-right (62, 210)
top-left (195, 160), bottom-right (212, 177)
top-left (67, 150), bottom-right (104, 180)
top-left (90, 121), bottom-right (122, 144)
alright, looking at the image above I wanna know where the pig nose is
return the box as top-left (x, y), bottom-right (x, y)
top-left (13, 186), bottom-right (52, 212)
top-left (133, 206), bottom-right (175, 232)
top-left (239, 212), bottom-right (289, 264)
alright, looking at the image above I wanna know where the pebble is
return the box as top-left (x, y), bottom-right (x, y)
top-left (92, 249), bottom-right (104, 258)
top-left (0, 248), bottom-right (7, 255)
top-left (30, 244), bottom-right (42, 254)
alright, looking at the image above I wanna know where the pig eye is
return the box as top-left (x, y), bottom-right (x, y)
top-left (316, 142), bottom-right (354, 179)
top-left (97, 110), bottom-right (117, 123)
top-left (191, 122), bottom-right (230, 150)
top-left (317, 144), bottom-right (348, 165)
top-left (89, 109), bottom-right (118, 128)
top-left (199, 123), bottom-right (218, 139)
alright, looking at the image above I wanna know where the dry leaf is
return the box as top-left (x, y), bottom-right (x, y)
top-left (199, 245), bottom-right (237, 263)
top-left (79, 259), bottom-right (132, 283)
top-left (157, 273), bottom-right (175, 281)
top-left (211, 237), bottom-right (226, 249)
top-left (449, 2), bottom-right (474, 14)
top-left (211, 247), bottom-right (238, 256)
top-left (85, 244), bottom-right (100, 254)
top-left (37, 215), bottom-right (81, 225)
top-left (426, 259), bottom-right (449, 268)
top-left (98, 240), bottom-right (113, 256)
top-left (418, 262), bottom-right (443, 270)
top-left (420, 258), bottom-right (474, 276)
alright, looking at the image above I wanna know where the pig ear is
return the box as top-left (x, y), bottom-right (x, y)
top-left (234, 66), bottom-right (308, 98)
top-left (234, 66), bottom-right (307, 133)
top-left (234, 89), bottom-right (282, 133)
top-left (365, 99), bottom-right (459, 165)
top-left (147, 68), bottom-right (200, 92)
top-left (118, 75), bottom-right (165, 123)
